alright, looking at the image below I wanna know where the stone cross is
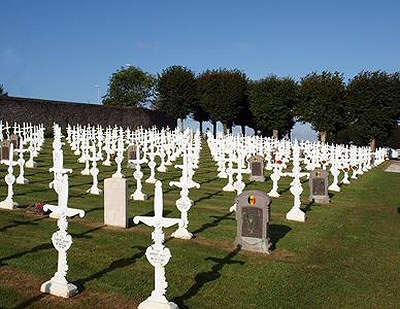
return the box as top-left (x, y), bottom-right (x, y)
top-left (87, 143), bottom-right (102, 195)
top-left (112, 137), bottom-right (125, 178)
top-left (0, 143), bottom-right (19, 209)
top-left (133, 181), bottom-right (182, 309)
top-left (169, 149), bottom-right (200, 239)
top-left (15, 136), bottom-right (29, 185)
top-left (282, 142), bottom-right (309, 222)
top-left (41, 173), bottom-right (85, 298)
top-left (130, 142), bottom-right (148, 201)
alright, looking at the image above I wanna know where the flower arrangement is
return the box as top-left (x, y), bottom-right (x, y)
top-left (26, 201), bottom-right (50, 216)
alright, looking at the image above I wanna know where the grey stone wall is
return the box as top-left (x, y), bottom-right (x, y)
top-left (0, 96), bottom-right (175, 130)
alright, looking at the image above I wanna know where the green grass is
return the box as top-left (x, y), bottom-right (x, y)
top-left (0, 138), bottom-right (399, 308)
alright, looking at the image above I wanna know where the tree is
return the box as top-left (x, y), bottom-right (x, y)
top-left (0, 84), bottom-right (8, 96)
top-left (347, 71), bottom-right (400, 150)
top-left (103, 66), bottom-right (156, 108)
top-left (155, 65), bottom-right (197, 129)
top-left (296, 71), bottom-right (347, 143)
top-left (249, 75), bottom-right (298, 139)
top-left (191, 100), bottom-right (210, 135)
top-left (197, 69), bottom-right (248, 137)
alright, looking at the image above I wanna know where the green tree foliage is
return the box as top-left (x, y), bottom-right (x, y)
top-left (0, 84), bottom-right (8, 96)
top-left (249, 75), bottom-right (298, 138)
top-left (156, 65), bottom-right (197, 122)
top-left (197, 69), bottom-right (248, 135)
top-left (103, 66), bottom-right (156, 108)
top-left (296, 71), bottom-right (347, 143)
top-left (347, 71), bottom-right (400, 150)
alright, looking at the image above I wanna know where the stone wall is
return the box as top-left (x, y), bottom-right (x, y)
top-left (0, 96), bottom-right (175, 130)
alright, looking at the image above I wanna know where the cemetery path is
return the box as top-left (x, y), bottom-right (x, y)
top-left (385, 160), bottom-right (400, 173)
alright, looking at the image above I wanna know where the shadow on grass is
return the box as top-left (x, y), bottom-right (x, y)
top-left (74, 245), bottom-right (146, 291)
top-left (0, 243), bottom-right (53, 268)
top-left (72, 226), bottom-right (104, 239)
top-left (192, 189), bottom-right (223, 204)
top-left (172, 245), bottom-right (244, 309)
top-left (192, 212), bottom-right (235, 236)
top-left (269, 224), bottom-right (292, 251)
top-left (12, 293), bottom-right (48, 309)
top-left (0, 218), bottom-right (42, 232)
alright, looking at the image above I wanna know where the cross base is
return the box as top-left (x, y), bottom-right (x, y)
top-left (171, 227), bottom-right (193, 239)
top-left (138, 297), bottom-right (178, 309)
top-left (16, 177), bottom-right (29, 185)
top-left (267, 190), bottom-right (280, 198)
top-left (286, 207), bottom-right (306, 222)
top-left (87, 186), bottom-right (102, 195)
top-left (25, 161), bottom-right (37, 168)
top-left (0, 200), bottom-right (18, 210)
top-left (328, 184), bottom-right (341, 192)
top-left (222, 183), bottom-right (235, 192)
top-left (145, 177), bottom-right (157, 184)
top-left (40, 279), bottom-right (79, 298)
top-left (131, 191), bottom-right (148, 201)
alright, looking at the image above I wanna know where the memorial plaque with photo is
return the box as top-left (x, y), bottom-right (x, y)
top-left (251, 162), bottom-right (262, 177)
top-left (309, 169), bottom-right (330, 204)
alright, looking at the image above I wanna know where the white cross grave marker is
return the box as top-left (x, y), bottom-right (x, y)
top-left (133, 181), bottom-right (183, 309)
top-left (41, 173), bottom-right (85, 298)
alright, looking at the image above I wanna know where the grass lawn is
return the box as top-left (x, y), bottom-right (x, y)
top-left (0, 138), bottom-right (399, 308)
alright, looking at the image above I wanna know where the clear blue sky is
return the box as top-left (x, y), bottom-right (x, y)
top-left (1, 1), bottom-right (399, 139)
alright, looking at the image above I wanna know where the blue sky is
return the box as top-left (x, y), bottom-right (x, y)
top-left (1, 1), bottom-right (399, 139)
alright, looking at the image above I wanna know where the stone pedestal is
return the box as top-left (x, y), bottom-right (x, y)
top-left (286, 207), bottom-right (306, 222)
top-left (104, 178), bottom-right (128, 228)
top-left (40, 280), bottom-right (79, 298)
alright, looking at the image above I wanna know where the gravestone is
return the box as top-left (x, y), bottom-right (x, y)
top-left (235, 190), bottom-right (271, 254)
top-left (126, 144), bottom-right (137, 168)
top-left (10, 134), bottom-right (20, 150)
top-left (104, 178), bottom-right (128, 228)
top-left (248, 155), bottom-right (264, 182)
top-left (1, 140), bottom-right (10, 161)
top-left (309, 169), bottom-right (330, 204)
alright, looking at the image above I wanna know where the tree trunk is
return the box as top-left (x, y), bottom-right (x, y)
top-left (223, 123), bottom-right (228, 135)
top-left (320, 131), bottom-right (328, 144)
top-left (212, 119), bottom-right (217, 138)
top-left (199, 120), bottom-right (203, 135)
top-left (241, 124), bottom-right (246, 136)
top-left (370, 138), bottom-right (377, 152)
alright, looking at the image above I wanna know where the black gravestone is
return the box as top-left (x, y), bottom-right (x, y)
top-left (248, 155), bottom-right (265, 182)
top-left (309, 169), bottom-right (330, 204)
top-left (235, 190), bottom-right (271, 253)
top-left (1, 140), bottom-right (10, 161)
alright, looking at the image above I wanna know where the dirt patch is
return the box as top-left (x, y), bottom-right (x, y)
top-left (0, 266), bottom-right (139, 309)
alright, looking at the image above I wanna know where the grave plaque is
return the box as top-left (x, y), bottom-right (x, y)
top-left (248, 155), bottom-right (265, 182)
top-left (126, 144), bottom-right (137, 168)
top-left (10, 134), bottom-right (20, 150)
top-left (235, 190), bottom-right (271, 254)
top-left (1, 140), bottom-right (10, 161)
top-left (309, 169), bottom-right (330, 204)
